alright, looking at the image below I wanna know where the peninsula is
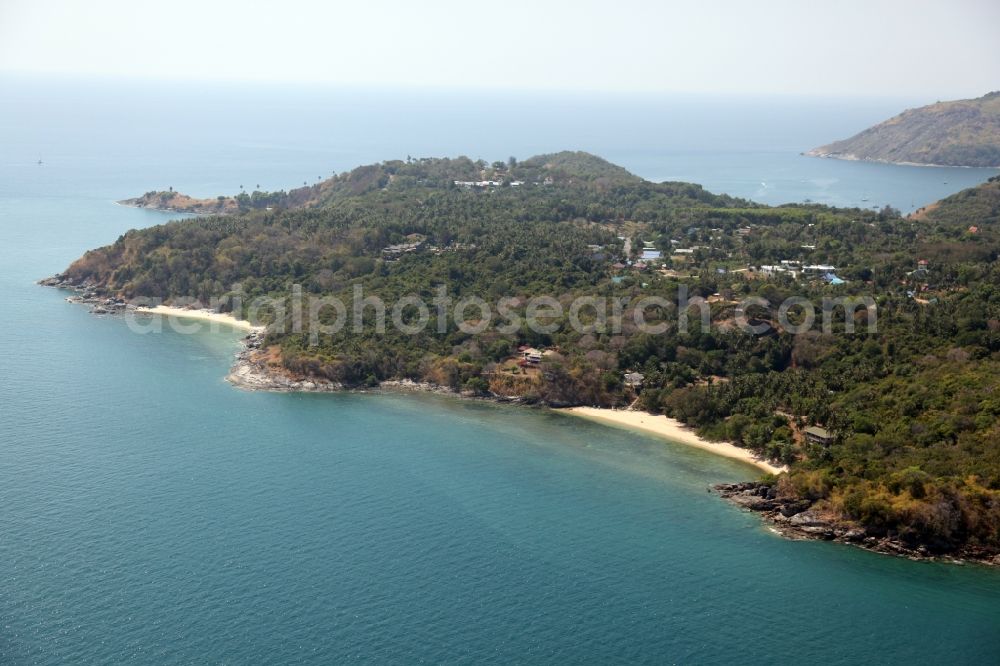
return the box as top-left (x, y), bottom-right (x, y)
top-left (47, 152), bottom-right (1000, 563)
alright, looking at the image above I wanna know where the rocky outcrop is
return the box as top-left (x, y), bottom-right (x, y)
top-left (224, 333), bottom-right (528, 403)
top-left (226, 332), bottom-right (342, 392)
top-left (714, 482), bottom-right (999, 565)
top-left (118, 191), bottom-right (239, 215)
top-left (39, 274), bottom-right (135, 315)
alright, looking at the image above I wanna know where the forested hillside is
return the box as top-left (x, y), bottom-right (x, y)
top-left (58, 154), bottom-right (1000, 557)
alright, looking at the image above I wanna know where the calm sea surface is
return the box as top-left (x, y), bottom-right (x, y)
top-left (1, 79), bottom-right (998, 664)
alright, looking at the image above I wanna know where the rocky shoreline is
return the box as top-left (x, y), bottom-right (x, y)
top-left (225, 331), bottom-right (341, 392)
top-left (714, 481), bottom-right (1000, 566)
top-left (225, 330), bottom-right (529, 405)
top-left (40, 277), bottom-right (999, 566)
top-left (116, 191), bottom-right (239, 216)
top-left (38, 274), bottom-right (136, 314)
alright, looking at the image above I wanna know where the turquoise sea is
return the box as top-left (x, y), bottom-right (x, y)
top-left (1, 78), bottom-right (999, 663)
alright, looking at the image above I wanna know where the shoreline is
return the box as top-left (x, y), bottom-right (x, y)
top-left (560, 406), bottom-right (786, 475)
top-left (803, 151), bottom-right (1000, 170)
top-left (135, 305), bottom-right (265, 333)
top-left (223, 333), bottom-right (785, 475)
top-left (114, 200), bottom-right (230, 217)
top-left (48, 294), bottom-right (998, 564)
top-left (111, 201), bottom-right (222, 217)
top-left (46, 282), bottom-right (787, 476)
top-left (715, 482), bottom-right (1000, 567)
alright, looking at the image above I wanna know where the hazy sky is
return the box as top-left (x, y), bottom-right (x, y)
top-left (1, 0), bottom-right (997, 97)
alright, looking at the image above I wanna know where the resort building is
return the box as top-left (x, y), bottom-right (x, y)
top-left (804, 426), bottom-right (835, 446)
top-left (623, 372), bottom-right (645, 389)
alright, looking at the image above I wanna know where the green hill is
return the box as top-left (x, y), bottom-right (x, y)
top-left (49, 153), bottom-right (1000, 561)
top-left (807, 92), bottom-right (1000, 167)
top-left (911, 174), bottom-right (1000, 227)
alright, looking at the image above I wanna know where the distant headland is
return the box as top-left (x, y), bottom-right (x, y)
top-left (119, 189), bottom-right (240, 215)
top-left (806, 91), bottom-right (1000, 168)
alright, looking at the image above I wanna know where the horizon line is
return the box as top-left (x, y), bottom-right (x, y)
top-left (0, 69), bottom-right (987, 103)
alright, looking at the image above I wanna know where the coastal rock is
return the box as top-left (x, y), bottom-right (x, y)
top-left (225, 333), bottom-right (343, 393)
top-left (779, 501), bottom-right (810, 517)
top-left (714, 481), bottom-right (998, 565)
top-left (789, 511), bottom-right (828, 528)
top-left (730, 494), bottom-right (777, 511)
top-left (837, 528), bottom-right (867, 542)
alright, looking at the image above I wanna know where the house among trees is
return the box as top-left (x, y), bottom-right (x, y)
top-left (382, 240), bottom-right (423, 258)
top-left (519, 347), bottom-right (556, 365)
top-left (804, 426), bottom-right (835, 446)
top-left (623, 372), bottom-right (644, 389)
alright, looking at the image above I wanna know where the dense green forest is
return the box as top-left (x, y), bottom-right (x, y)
top-left (61, 153), bottom-right (1000, 556)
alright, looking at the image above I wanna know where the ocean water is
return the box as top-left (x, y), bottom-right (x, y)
top-left (1, 78), bottom-right (1000, 664)
top-left (2, 76), bottom-right (995, 212)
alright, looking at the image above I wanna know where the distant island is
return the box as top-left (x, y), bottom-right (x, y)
top-left (45, 151), bottom-right (1000, 564)
top-left (807, 91), bottom-right (1000, 167)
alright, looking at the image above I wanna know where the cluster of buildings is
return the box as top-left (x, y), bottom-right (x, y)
top-left (757, 261), bottom-right (846, 284)
top-left (640, 239), bottom-right (662, 261)
top-left (382, 235), bottom-right (477, 260)
top-left (381, 240), bottom-right (424, 258)
top-left (603, 227), bottom-right (855, 289)
top-left (453, 180), bottom-right (525, 188)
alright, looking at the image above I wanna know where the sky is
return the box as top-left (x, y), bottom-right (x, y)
top-left (1, 0), bottom-right (998, 97)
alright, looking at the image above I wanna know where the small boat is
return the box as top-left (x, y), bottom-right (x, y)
top-left (37, 158), bottom-right (42, 165)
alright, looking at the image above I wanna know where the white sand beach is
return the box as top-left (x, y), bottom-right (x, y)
top-left (135, 305), bottom-right (265, 333)
top-left (561, 406), bottom-right (787, 475)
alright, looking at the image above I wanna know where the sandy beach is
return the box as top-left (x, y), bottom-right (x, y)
top-left (130, 304), bottom-right (783, 477)
top-left (135, 305), bottom-right (265, 333)
top-left (561, 406), bottom-right (787, 475)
